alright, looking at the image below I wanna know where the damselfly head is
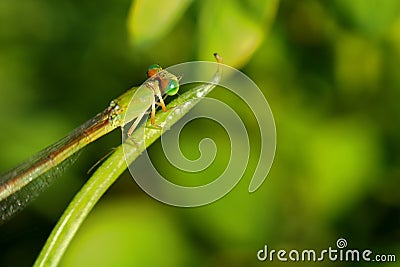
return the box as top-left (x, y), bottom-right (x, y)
top-left (147, 64), bottom-right (180, 96)
top-left (147, 64), bottom-right (163, 78)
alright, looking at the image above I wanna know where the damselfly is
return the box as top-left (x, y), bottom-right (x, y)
top-left (0, 64), bottom-right (180, 222)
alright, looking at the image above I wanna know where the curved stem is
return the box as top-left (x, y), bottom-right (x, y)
top-left (34, 55), bottom-right (222, 267)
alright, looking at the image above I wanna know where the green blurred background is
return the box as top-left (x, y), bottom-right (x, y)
top-left (1, 0), bottom-right (399, 266)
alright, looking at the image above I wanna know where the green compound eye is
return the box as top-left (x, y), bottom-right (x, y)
top-left (165, 79), bottom-right (179, 96)
top-left (146, 64), bottom-right (162, 78)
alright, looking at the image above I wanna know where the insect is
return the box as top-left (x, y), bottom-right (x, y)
top-left (0, 65), bottom-right (180, 221)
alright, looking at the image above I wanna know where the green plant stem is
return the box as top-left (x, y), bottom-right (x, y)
top-left (34, 145), bottom-right (127, 267)
top-left (34, 61), bottom-right (221, 267)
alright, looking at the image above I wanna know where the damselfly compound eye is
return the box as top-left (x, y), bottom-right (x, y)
top-left (165, 79), bottom-right (179, 96)
top-left (146, 64), bottom-right (162, 78)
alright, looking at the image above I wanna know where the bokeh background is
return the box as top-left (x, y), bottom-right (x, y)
top-left (1, 0), bottom-right (399, 266)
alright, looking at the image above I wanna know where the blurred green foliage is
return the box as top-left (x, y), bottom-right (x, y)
top-left (0, 0), bottom-right (399, 266)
